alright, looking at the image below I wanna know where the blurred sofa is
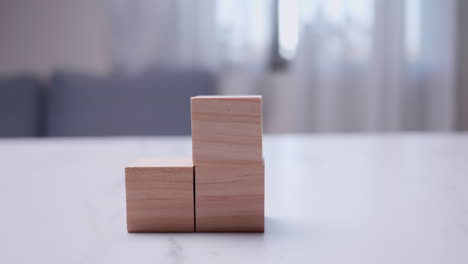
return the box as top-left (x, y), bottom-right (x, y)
top-left (0, 69), bottom-right (216, 137)
top-left (0, 76), bottom-right (42, 137)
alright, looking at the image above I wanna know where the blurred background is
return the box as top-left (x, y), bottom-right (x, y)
top-left (0, 0), bottom-right (466, 137)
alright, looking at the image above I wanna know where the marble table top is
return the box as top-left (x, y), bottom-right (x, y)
top-left (0, 134), bottom-right (467, 263)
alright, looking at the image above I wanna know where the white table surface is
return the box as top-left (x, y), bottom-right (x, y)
top-left (0, 134), bottom-right (467, 263)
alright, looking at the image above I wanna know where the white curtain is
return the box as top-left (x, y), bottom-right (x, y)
top-left (110, 0), bottom-right (457, 132)
top-left (265, 0), bottom-right (457, 132)
top-left (110, 0), bottom-right (272, 74)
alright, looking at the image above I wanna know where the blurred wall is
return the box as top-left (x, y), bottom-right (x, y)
top-left (0, 0), bottom-right (111, 78)
top-left (458, 0), bottom-right (468, 130)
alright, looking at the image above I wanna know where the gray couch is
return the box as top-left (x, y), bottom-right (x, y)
top-left (0, 76), bottom-right (42, 137)
top-left (0, 69), bottom-right (216, 137)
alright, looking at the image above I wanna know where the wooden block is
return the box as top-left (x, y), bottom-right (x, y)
top-left (195, 163), bottom-right (264, 232)
top-left (191, 95), bottom-right (263, 166)
top-left (125, 158), bottom-right (194, 232)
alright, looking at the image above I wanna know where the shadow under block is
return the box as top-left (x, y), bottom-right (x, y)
top-left (195, 163), bottom-right (264, 232)
top-left (125, 158), bottom-right (194, 232)
top-left (191, 95), bottom-right (263, 166)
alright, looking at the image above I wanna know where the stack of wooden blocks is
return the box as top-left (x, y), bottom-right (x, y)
top-left (125, 95), bottom-right (264, 232)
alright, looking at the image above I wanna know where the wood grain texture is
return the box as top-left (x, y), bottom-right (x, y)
top-left (125, 158), bottom-right (194, 232)
top-left (191, 95), bottom-right (263, 166)
top-left (195, 163), bottom-right (264, 232)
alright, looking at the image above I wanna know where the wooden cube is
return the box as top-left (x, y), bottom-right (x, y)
top-left (191, 95), bottom-right (263, 166)
top-left (125, 158), bottom-right (194, 232)
top-left (195, 163), bottom-right (264, 232)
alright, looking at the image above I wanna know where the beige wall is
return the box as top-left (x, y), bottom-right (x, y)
top-left (0, 0), bottom-right (111, 78)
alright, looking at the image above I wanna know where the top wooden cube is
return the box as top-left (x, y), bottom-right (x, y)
top-left (191, 95), bottom-right (263, 165)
